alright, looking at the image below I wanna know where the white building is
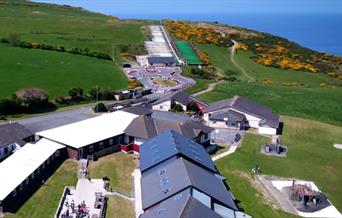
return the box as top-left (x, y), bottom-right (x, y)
top-left (203, 96), bottom-right (280, 135)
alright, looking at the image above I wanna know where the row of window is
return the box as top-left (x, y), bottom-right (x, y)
top-left (11, 150), bottom-right (60, 197)
top-left (88, 136), bottom-right (122, 153)
top-left (0, 144), bottom-right (16, 156)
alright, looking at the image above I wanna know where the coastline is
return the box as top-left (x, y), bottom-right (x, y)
top-left (30, 0), bottom-right (342, 56)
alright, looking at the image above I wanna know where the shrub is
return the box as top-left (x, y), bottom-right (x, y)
top-left (186, 102), bottom-right (200, 112)
top-left (171, 104), bottom-right (184, 112)
top-left (94, 103), bottom-right (108, 113)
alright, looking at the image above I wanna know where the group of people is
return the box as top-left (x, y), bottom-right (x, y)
top-left (61, 199), bottom-right (89, 218)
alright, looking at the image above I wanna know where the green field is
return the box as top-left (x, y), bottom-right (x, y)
top-left (216, 116), bottom-right (342, 217)
top-left (175, 40), bottom-right (202, 65)
top-left (0, 0), bottom-right (148, 54)
top-left (6, 160), bottom-right (78, 218)
top-left (0, 44), bottom-right (128, 98)
top-left (198, 81), bottom-right (342, 125)
top-left (106, 196), bottom-right (135, 218)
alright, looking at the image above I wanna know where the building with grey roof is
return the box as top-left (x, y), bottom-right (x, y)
top-left (141, 188), bottom-right (223, 218)
top-left (123, 114), bottom-right (214, 153)
top-left (122, 105), bottom-right (152, 116)
top-left (147, 56), bottom-right (176, 66)
top-left (0, 122), bottom-right (34, 161)
top-left (203, 96), bottom-right (280, 135)
top-left (140, 130), bottom-right (217, 173)
top-left (141, 157), bottom-right (238, 212)
top-left (152, 91), bottom-right (208, 112)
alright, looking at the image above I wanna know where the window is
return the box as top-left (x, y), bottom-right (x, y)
top-left (213, 121), bottom-right (216, 124)
top-left (161, 177), bottom-right (169, 186)
top-left (42, 163), bottom-right (45, 169)
top-left (31, 173), bottom-right (35, 180)
top-left (25, 178), bottom-right (29, 185)
top-left (19, 183), bottom-right (23, 191)
top-left (109, 139), bottom-right (113, 146)
top-left (99, 142), bottom-right (104, 149)
top-left (55, 150), bottom-right (60, 157)
top-left (159, 105), bottom-right (163, 109)
top-left (89, 145), bottom-right (94, 153)
top-left (12, 144), bottom-right (15, 150)
top-left (12, 189), bottom-right (17, 197)
top-left (4, 147), bottom-right (8, 154)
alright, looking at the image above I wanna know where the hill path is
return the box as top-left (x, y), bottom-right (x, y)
top-left (192, 81), bottom-right (224, 97)
top-left (230, 40), bottom-right (255, 82)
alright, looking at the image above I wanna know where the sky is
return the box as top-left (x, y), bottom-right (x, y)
top-left (34, 0), bottom-right (342, 17)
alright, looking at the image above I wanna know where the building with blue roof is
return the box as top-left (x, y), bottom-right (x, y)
top-left (139, 130), bottom-right (217, 173)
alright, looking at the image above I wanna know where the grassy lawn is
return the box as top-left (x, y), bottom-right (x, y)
top-left (216, 116), bottom-right (342, 217)
top-left (198, 81), bottom-right (342, 126)
top-left (6, 160), bottom-right (78, 218)
top-left (0, 44), bottom-right (128, 98)
top-left (105, 196), bottom-right (134, 218)
top-left (196, 43), bottom-right (243, 79)
top-left (153, 79), bottom-right (177, 87)
top-left (0, 0), bottom-right (149, 54)
top-left (88, 152), bottom-right (137, 195)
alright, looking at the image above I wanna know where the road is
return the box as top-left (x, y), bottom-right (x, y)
top-left (230, 40), bottom-right (255, 82)
top-left (16, 106), bottom-right (98, 133)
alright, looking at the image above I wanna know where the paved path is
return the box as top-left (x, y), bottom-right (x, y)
top-left (78, 159), bottom-right (88, 179)
top-left (212, 145), bottom-right (238, 161)
top-left (230, 40), bottom-right (255, 82)
top-left (108, 191), bottom-right (134, 201)
top-left (133, 169), bottom-right (143, 218)
top-left (193, 81), bottom-right (224, 97)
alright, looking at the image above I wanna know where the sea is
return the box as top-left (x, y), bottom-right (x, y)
top-left (31, 1), bottom-right (342, 56)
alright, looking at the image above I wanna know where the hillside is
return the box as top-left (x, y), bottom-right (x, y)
top-left (0, 0), bottom-right (153, 100)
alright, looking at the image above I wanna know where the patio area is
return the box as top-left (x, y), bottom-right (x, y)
top-left (57, 179), bottom-right (108, 218)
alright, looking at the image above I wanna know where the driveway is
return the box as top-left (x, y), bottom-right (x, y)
top-left (211, 128), bottom-right (244, 145)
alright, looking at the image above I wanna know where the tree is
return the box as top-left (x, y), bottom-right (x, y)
top-left (94, 103), bottom-right (108, 113)
top-left (68, 88), bottom-right (83, 99)
top-left (186, 102), bottom-right (200, 112)
top-left (171, 104), bottom-right (184, 112)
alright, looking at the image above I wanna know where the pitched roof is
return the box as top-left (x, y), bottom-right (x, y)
top-left (0, 122), bottom-right (33, 147)
top-left (0, 138), bottom-right (65, 201)
top-left (204, 96), bottom-right (279, 128)
top-left (139, 130), bottom-right (217, 173)
top-left (37, 111), bottom-right (138, 149)
top-left (147, 56), bottom-right (175, 64)
top-left (171, 91), bottom-right (207, 107)
top-left (122, 105), bottom-right (152, 116)
top-left (141, 188), bottom-right (223, 218)
top-left (124, 115), bottom-right (213, 140)
top-left (152, 91), bottom-right (208, 107)
top-left (141, 157), bottom-right (237, 211)
top-left (210, 109), bottom-right (246, 122)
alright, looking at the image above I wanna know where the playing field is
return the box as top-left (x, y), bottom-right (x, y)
top-left (175, 41), bottom-right (202, 65)
top-left (0, 44), bottom-right (128, 98)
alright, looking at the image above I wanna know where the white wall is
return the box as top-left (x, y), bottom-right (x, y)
top-left (134, 138), bottom-right (146, 146)
top-left (258, 126), bottom-right (277, 135)
top-left (192, 189), bottom-right (211, 208)
top-left (213, 203), bottom-right (236, 218)
top-left (152, 100), bottom-right (171, 111)
top-left (175, 101), bottom-right (187, 111)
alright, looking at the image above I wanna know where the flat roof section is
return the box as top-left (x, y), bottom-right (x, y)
top-left (175, 41), bottom-right (202, 65)
top-left (0, 138), bottom-right (65, 201)
top-left (37, 111), bottom-right (139, 149)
